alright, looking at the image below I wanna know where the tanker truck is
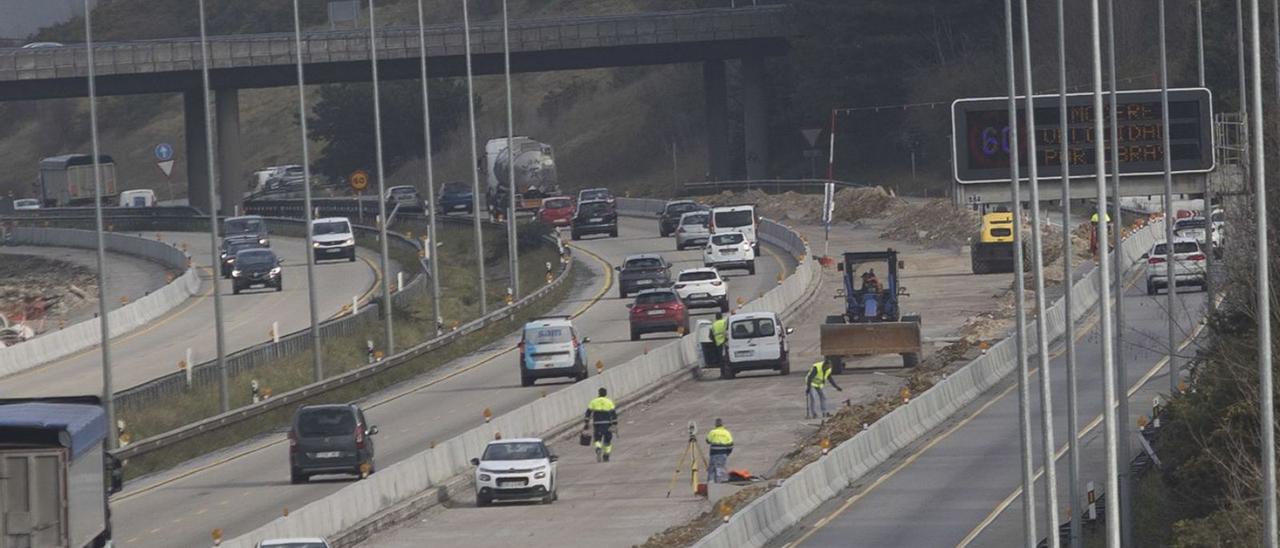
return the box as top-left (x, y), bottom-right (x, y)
top-left (483, 137), bottom-right (559, 215)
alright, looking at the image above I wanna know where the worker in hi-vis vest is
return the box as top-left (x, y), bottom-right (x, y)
top-left (584, 387), bottom-right (618, 462)
top-left (806, 358), bottom-right (843, 419)
top-left (705, 418), bottom-right (734, 483)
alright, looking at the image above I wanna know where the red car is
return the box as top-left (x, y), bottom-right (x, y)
top-left (627, 288), bottom-right (688, 341)
top-left (538, 196), bottom-right (575, 227)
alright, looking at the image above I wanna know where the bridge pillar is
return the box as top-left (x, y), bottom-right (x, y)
top-left (184, 90), bottom-right (212, 215)
top-left (742, 57), bottom-right (769, 180)
top-left (216, 89), bottom-right (243, 216)
top-left (703, 60), bottom-right (731, 181)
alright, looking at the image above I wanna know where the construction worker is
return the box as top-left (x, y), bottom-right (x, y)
top-left (1090, 211), bottom-right (1112, 224)
top-left (861, 268), bottom-right (880, 292)
top-left (705, 418), bottom-right (734, 483)
top-left (583, 387), bottom-right (617, 462)
top-left (806, 358), bottom-right (844, 419)
top-left (711, 312), bottom-right (728, 365)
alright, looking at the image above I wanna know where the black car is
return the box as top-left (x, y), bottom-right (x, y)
top-left (656, 200), bottom-right (705, 237)
top-left (616, 253), bottom-right (673, 298)
top-left (219, 236), bottom-right (264, 278)
top-left (223, 215), bottom-right (270, 247)
top-left (289, 404), bottom-right (378, 484)
top-left (438, 181), bottom-right (474, 215)
top-left (571, 200), bottom-right (618, 241)
top-left (231, 248), bottom-right (283, 294)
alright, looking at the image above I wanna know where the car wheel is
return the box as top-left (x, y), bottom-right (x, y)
top-left (720, 364), bottom-right (736, 380)
top-left (275, 281), bottom-right (283, 292)
top-left (610, 227), bottom-right (618, 238)
top-left (290, 469), bottom-right (307, 484)
top-left (232, 285), bottom-right (241, 295)
top-left (542, 487), bottom-right (556, 504)
top-left (575, 367), bottom-right (588, 382)
top-left (618, 287), bottom-right (627, 299)
top-left (476, 494), bottom-right (491, 507)
top-left (676, 242), bottom-right (684, 251)
top-left (779, 355), bottom-right (790, 376)
top-left (521, 373), bottom-right (533, 387)
top-left (659, 227), bottom-right (669, 237)
top-left (902, 353), bottom-right (919, 368)
top-left (348, 251), bottom-right (356, 262)
top-left (747, 260), bottom-right (756, 276)
top-left (630, 328), bottom-right (640, 342)
top-left (571, 231), bottom-right (581, 241)
top-left (719, 299), bottom-right (729, 313)
top-left (1146, 280), bottom-right (1156, 295)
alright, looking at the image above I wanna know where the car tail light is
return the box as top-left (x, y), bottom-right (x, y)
top-left (1188, 253), bottom-right (1206, 261)
top-left (678, 227), bottom-right (686, 234)
top-left (1148, 256), bottom-right (1166, 265)
top-left (674, 283), bottom-right (686, 290)
top-left (711, 280), bottom-right (722, 286)
top-left (288, 430), bottom-right (298, 453)
top-left (572, 337), bottom-right (580, 349)
top-left (355, 425), bottom-right (366, 450)
top-left (518, 341), bottom-right (525, 352)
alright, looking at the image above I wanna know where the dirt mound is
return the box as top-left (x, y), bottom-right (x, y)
top-left (880, 199), bottom-right (980, 249)
top-left (0, 254), bottom-right (97, 333)
top-left (695, 186), bottom-right (901, 224)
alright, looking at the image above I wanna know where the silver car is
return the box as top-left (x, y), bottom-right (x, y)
top-left (675, 211), bottom-right (711, 251)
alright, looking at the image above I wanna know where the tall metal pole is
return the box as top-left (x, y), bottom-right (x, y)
top-left (1056, 1), bottom-right (1081, 545)
top-left (83, 0), bottom-right (117, 448)
top-left (1016, 1), bottom-right (1061, 541)
top-left (291, 0), bottom-right (324, 382)
top-left (416, 0), bottom-right (443, 335)
top-left (502, 0), bottom-right (519, 300)
top-left (196, 0), bottom-right (229, 413)
top-left (1238, 0), bottom-right (1249, 161)
top-left (462, 0), bottom-right (488, 315)
top-left (1103, 0), bottom-right (1134, 543)
top-left (1250, 0), bottom-right (1277, 542)
top-left (1105, 1), bottom-right (1132, 544)
top-left (1158, 0), bottom-right (1179, 399)
top-left (1003, 0), bottom-right (1038, 543)
top-left (367, 0), bottom-right (395, 356)
top-left (1200, 0), bottom-right (1214, 313)
top-left (1089, 0), bottom-right (1121, 545)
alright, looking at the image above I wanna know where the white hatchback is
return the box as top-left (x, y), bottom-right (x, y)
top-left (673, 267), bottom-right (729, 312)
top-left (704, 231), bottom-right (756, 275)
top-left (471, 438), bottom-right (558, 506)
top-left (1145, 238), bottom-right (1207, 295)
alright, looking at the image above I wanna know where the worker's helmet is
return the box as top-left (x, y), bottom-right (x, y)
top-left (714, 418), bottom-right (724, 427)
top-left (598, 387), bottom-right (607, 397)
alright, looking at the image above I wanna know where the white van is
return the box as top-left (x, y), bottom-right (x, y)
top-left (311, 217), bottom-right (355, 262)
top-left (518, 316), bottom-right (590, 386)
top-left (710, 205), bottom-right (759, 254)
top-left (720, 311), bottom-right (792, 379)
top-left (119, 189), bottom-right (156, 207)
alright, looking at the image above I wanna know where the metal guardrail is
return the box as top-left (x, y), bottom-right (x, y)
top-left (678, 178), bottom-right (868, 196)
top-left (111, 235), bottom-right (571, 462)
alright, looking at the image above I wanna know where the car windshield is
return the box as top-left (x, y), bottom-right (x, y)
top-left (682, 213), bottom-right (709, 226)
top-left (636, 291), bottom-right (677, 305)
top-left (296, 408), bottom-right (356, 437)
top-left (1211, 211), bottom-right (1224, 223)
top-left (482, 441), bottom-right (547, 461)
top-left (14, 199), bottom-right (38, 207)
top-left (1176, 218), bottom-right (1206, 229)
top-left (679, 271), bottom-right (718, 282)
top-left (715, 209), bottom-right (753, 228)
top-left (1153, 242), bottom-right (1200, 255)
top-left (236, 251), bottom-right (275, 266)
top-left (666, 202), bottom-right (698, 215)
top-left (225, 242), bottom-right (256, 255)
top-left (544, 198), bottom-right (571, 209)
top-left (442, 182), bottom-right (469, 194)
top-left (580, 189), bottom-right (610, 201)
top-left (313, 221), bottom-right (350, 236)
top-left (730, 318), bottom-right (776, 339)
top-left (711, 233), bottom-right (744, 245)
top-left (224, 218), bottom-right (263, 234)
top-left (524, 325), bottom-right (572, 344)
top-left (578, 202), bottom-right (609, 215)
top-left (626, 258), bottom-right (662, 269)
top-left (284, 166), bottom-right (304, 176)
top-left (391, 187), bottom-right (416, 196)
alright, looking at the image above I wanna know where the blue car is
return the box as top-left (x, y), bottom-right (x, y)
top-left (437, 181), bottom-right (474, 215)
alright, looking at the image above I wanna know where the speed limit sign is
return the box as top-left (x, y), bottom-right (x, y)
top-left (350, 169), bottom-right (370, 192)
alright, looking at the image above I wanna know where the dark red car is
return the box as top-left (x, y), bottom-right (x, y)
top-left (538, 196), bottom-right (574, 227)
top-left (627, 288), bottom-right (688, 341)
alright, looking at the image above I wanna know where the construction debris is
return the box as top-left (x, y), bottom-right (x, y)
top-left (0, 254), bottom-right (98, 337)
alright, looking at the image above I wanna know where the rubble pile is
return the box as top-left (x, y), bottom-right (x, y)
top-left (0, 254), bottom-right (97, 334)
top-left (880, 199), bottom-right (980, 249)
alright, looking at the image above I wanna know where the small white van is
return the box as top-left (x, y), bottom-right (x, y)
top-left (720, 311), bottom-right (792, 379)
top-left (710, 205), bottom-right (759, 254)
top-left (119, 189), bottom-right (157, 207)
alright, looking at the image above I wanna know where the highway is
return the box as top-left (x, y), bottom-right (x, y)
top-left (0, 232), bottom-right (387, 397)
top-left (0, 244), bottom-right (171, 325)
top-left (768, 265), bottom-right (1208, 547)
top-left (107, 215), bottom-right (795, 547)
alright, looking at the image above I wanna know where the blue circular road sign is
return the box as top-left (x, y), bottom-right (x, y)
top-left (154, 143), bottom-right (174, 162)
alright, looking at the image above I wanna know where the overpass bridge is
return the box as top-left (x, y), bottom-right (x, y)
top-left (0, 5), bottom-right (797, 214)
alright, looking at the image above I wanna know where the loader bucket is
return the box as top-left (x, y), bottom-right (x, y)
top-left (820, 321), bottom-right (922, 358)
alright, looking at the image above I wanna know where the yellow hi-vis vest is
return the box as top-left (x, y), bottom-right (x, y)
top-left (587, 396), bottom-right (616, 425)
top-left (706, 426), bottom-right (734, 447)
top-left (712, 318), bottom-right (728, 346)
top-left (809, 361), bottom-right (831, 389)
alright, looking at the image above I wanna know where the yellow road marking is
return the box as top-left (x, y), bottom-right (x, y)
top-left (113, 243), bottom-right (614, 504)
top-left (325, 254), bottom-right (382, 320)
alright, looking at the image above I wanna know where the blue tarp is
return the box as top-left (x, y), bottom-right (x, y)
top-left (0, 402), bottom-right (107, 459)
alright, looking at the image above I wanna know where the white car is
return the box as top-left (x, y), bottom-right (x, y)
top-left (1145, 238), bottom-right (1207, 295)
top-left (673, 267), bottom-right (729, 312)
top-left (470, 438), bottom-right (558, 506)
top-left (311, 217), bottom-right (356, 262)
top-left (704, 231), bottom-right (756, 275)
top-left (721, 311), bottom-right (793, 379)
top-left (12, 198), bottom-right (40, 210)
top-left (119, 188), bottom-right (156, 207)
top-left (675, 210), bottom-right (712, 251)
top-left (255, 538), bottom-right (330, 548)
top-left (518, 316), bottom-right (589, 386)
top-left (710, 204), bottom-right (759, 254)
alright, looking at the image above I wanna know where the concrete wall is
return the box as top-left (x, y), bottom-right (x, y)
top-left (692, 220), bottom-right (1164, 548)
top-left (0, 227), bottom-right (200, 377)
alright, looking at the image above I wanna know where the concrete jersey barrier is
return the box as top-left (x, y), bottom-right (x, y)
top-left (691, 220), bottom-right (1164, 548)
top-left (0, 227), bottom-right (200, 378)
top-left (223, 200), bottom-right (820, 547)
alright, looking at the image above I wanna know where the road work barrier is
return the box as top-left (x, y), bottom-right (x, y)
top-left (222, 200), bottom-right (821, 547)
top-left (691, 220), bottom-right (1164, 548)
top-left (0, 227), bottom-right (200, 378)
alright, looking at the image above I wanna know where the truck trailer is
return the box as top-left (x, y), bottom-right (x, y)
top-left (39, 155), bottom-right (117, 207)
top-left (0, 396), bottom-right (122, 548)
top-left (483, 137), bottom-right (559, 214)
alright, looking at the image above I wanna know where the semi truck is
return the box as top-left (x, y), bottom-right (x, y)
top-left (0, 396), bottom-right (123, 548)
top-left (483, 137), bottom-right (559, 214)
top-left (39, 155), bottom-right (118, 207)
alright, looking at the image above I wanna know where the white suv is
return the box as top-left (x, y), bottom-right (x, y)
top-left (470, 438), bottom-right (558, 506)
top-left (673, 267), bottom-right (729, 312)
top-left (1145, 238), bottom-right (1207, 295)
top-left (311, 217), bottom-right (356, 262)
top-left (704, 231), bottom-right (756, 275)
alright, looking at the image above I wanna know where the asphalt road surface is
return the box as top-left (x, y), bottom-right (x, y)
top-left (768, 263), bottom-right (1208, 547)
top-left (0, 232), bottom-right (386, 397)
top-left (107, 216), bottom-right (795, 548)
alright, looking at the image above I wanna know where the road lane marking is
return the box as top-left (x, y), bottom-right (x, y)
top-left (325, 254), bottom-right (382, 321)
top-left (113, 243), bottom-right (613, 504)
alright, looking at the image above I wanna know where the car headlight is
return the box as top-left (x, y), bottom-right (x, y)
top-left (231, 269), bottom-right (241, 277)
top-left (224, 258), bottom-right (233, 264)
top-left (269, 267), bottom-right (281, 277)
top-left (312, 241), bottom-right (321, 248)
top-left (342, 237), bottom-right (355, 246)
top-left (259, 238), bottom-right (269, 245)
top-left (534, 471), bottom-right (546, 479)
top-left (478, 473), bottom-right (491, 482)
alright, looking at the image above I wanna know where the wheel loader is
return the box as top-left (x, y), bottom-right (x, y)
top-left (819, 249), bottom-right (922, 373)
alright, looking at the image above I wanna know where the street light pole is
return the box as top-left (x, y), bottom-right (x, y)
top-left (1056, 0), bottom-right (1082, 545)
top-left (416, 0), bottom-right (443, 335)
top-left (502, 0), bottom-right (519, 300)
top-left (461, 0), bottom-right (488, 315)
top-left (290, 0), bottom-right (324, 382)
top-left (367, 0), bottom-right (395, 356)
top-left (1250, 0), bottom-right (1277, 543)
top-left (196, 0), bottom-right (229, 413)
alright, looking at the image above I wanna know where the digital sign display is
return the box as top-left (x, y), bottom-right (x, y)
top-left (951, 88), bottom-right (1214, 183)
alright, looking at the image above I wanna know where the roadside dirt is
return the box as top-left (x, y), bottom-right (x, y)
top-left (0, 254), bottom-right (98, 334)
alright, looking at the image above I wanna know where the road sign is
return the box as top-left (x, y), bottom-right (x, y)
top-left (156, 160), bottom-right (174, 177)
top-left (950, 87), bottom-right (1214, 183)
top-left (801, 128), bottom-right (822, 148)
top-left (154, 143), bottom-right (174, 162)
top-left (350, 169), bottom-right (370, 192)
